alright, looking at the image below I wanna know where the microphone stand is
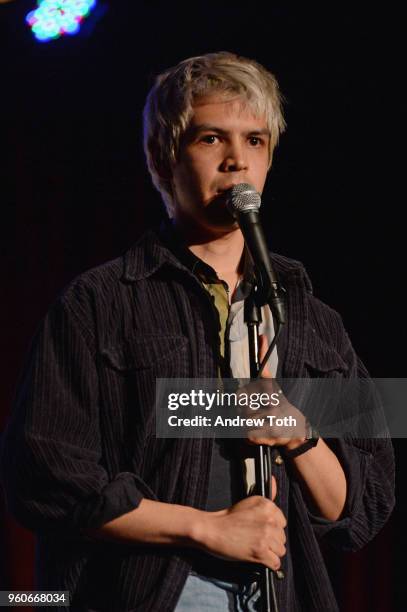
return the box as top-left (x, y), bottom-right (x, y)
top-left (244, 286), bottom-right (280, 612)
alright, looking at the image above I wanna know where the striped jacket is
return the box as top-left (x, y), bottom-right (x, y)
top-left (0, 228), bottom-right (395, 611)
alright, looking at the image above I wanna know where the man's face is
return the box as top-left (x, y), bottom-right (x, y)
top-left (170, 94), bottom-right (271, 236)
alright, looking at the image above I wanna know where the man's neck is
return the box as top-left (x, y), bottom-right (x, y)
top-left (173, 220), bottom-right (244, 277)
top-left (172, 222), bottom-right (244, 299)
top-left (191, 232), bottom-right (244, 274)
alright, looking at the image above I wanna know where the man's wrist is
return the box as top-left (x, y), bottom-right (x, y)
top-left (283, 436), bottom-right (319, 459)
top-left (285, 437), bottom-right (307, 452)
top-left (188, 508), bottom-right (226, 550)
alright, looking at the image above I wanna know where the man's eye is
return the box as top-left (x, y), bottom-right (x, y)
top-left (201, 135), bottom-right (218, 144)
top-left (249, 137), bottom-right (263, 146)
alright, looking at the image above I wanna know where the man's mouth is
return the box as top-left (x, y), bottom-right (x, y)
top-left (215, 184), bottom-right (241, 195)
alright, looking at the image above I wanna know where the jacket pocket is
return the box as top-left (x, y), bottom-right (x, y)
top-left (305, 329), bottom-right (349, 375)
top-left (100, 333), bottom-right (188, 371)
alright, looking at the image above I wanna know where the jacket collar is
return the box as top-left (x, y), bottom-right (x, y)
top-left (121, 226), bottom-right (313, 293)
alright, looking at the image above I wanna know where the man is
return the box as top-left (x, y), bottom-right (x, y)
top-left (1, 52), bottom-right (395, 611)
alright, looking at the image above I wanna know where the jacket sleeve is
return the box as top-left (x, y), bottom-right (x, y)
top-left (0, 293), bottom-right (151, 534)
top-left (306, 304), bottom-right (395, 552)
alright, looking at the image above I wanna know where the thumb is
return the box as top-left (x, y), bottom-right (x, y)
top-left (270, 475), bottom-right (277, 501)
top-left (258, 334), bottom-right (272, 378)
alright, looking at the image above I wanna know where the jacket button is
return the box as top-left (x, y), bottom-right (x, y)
top-left (274, 454), bottom-right (284, 465)
top-left (276, 569), bottom-right (285, 580)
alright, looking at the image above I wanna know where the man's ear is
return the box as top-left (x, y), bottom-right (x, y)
top-left (156, 160), bottom-right (173, 182)
top-left (155, 161), bottom-right (176, 216)
top-left (267, 149), bottom-right (274, 172)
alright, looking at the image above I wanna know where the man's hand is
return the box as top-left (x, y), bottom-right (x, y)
top-left (240, 335), bottom-right (308, 451)
top-left (84, 477), bottom-right (286, 565)
top-left (236, 336), bottom-right (347, 521)
top-left (194, 476), bottom-right (287, 571)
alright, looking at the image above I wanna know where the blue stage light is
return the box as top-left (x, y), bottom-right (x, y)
top-left (26, 0), bottom-right (97, 42)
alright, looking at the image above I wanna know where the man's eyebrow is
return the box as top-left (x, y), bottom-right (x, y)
top-left (188, 124), bottom-right (228, 136)
top-left (189, 124), bottom-right (271, 137)
top-left (246, 128), bottom-right (271, 137)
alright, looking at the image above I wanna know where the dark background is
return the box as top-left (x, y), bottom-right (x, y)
top-left (1, 1), bottom-right (404, 610)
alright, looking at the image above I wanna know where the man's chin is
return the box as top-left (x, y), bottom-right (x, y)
top-left (173, 200), bottom-right (239, 241)
top-left (203, 214), bottom-right (239, 235)
top-left (204, 197), bottom-right (238, 229)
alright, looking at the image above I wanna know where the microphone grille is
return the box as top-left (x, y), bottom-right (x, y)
top-left (226, 183), bottom-right (261, 216)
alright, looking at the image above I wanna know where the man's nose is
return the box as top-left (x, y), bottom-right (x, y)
top-left (220, 141), bottom-right (248, 172)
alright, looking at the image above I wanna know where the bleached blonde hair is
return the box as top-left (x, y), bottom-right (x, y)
top-left (143, 51), bottom-right (286, 215)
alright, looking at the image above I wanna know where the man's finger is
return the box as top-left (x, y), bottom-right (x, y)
top-left (258, 334), bottom-right (272, 378)
top-left (271, 475), bottom-right (277, 501)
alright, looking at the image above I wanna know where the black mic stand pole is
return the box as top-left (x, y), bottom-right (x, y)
top-left (244, 286), bottom-right (279, 612)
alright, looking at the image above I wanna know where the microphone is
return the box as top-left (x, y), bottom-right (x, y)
top-left (226, 183), bottom-right (286, 326)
